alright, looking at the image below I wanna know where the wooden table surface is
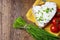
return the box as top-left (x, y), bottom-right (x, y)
top-left (0, 0), bottom-right (35, 40)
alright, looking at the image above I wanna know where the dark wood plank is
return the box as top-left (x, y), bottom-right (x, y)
top-left (0, 0), bottom-right (2, 40)
top-left (0, 0), bottom-right (35, 40)
top-left (2, 0), bottom-right (11, 40)
top-left (0, 12), bottom-right (2, 40)
top-left (10, 0), bottom-right (35, 40)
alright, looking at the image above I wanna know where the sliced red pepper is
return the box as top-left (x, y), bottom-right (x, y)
top-left (57, 9), bottom-right (60, 12)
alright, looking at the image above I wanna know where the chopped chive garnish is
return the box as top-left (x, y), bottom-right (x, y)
top-left (50, 9), bottom-right (52, 12)
top-left (42, 13), bottom-right (43, 15)
top-left (38, 18), bottom-right (43, 21)
top-left (38, 10), bottom-right (40, 14)
top-left (46, 8), bottom-right (50, 13)
top-left (36, 17), bottom-right (38, 19)
top-left (47, 8), bottom-right (49, 10)
top-left (52, 8), bottom-right (54, 10)
top-left (50, 8), bottom-right (54, 12)
top-left (38, 16), bottom-right (43, 21)
top-left (43, 8), bottom-right (54, 13)
top-left (44, 19), bottom-right (46, 21)
top-left (43, 10), bottom-right (45, 12)
top-left (46, 10), bottom-right (49, 13)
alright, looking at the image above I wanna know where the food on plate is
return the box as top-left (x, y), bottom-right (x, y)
top-left (32, 2), bottom-right (57, 28)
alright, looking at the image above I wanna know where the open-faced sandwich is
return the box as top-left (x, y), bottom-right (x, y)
top-left (26, 0), bottom-right (60, 36)
top-left (32, 2), bottom-right (57, 28)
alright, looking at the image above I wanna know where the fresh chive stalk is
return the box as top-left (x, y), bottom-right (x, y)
top-left (13, 17), bottom-right (26, 29)
top-left (13, 17), bottom-right (60, 40)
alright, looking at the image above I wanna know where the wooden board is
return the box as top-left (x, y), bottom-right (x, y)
top-left (0, 0), bottom-right (35, 40)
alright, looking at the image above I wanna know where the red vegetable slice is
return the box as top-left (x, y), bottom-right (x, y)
top-left (50, 24), bottom-right (59, 33)
top-left (52, 18), bottom-right (57, 25)
top-left (58, 24), bottom-right (60, 31)
top-left (57, 9), bottom-right (60, 12)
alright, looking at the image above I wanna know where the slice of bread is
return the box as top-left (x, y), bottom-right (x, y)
top-left (26, 0), bottom-right (60, 36)
top-left (32, 2), bottom-right (57, 28)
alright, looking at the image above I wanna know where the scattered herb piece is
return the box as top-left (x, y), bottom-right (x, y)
top-left (43, 10), bottom-right (45, 12)
top-left (46, 8), bottom-right (50, 13)
top-left (38, 10), bottom-right (40, 14)
top-left (50, 9), bottom-right (52, 12)
top-left (52, 8), bottom-right (54, 10)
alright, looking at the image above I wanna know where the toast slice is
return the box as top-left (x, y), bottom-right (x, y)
top-left (32, 2), bottom-right (57, 27)
top-left (26, 0), bottom-right (60, 36)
